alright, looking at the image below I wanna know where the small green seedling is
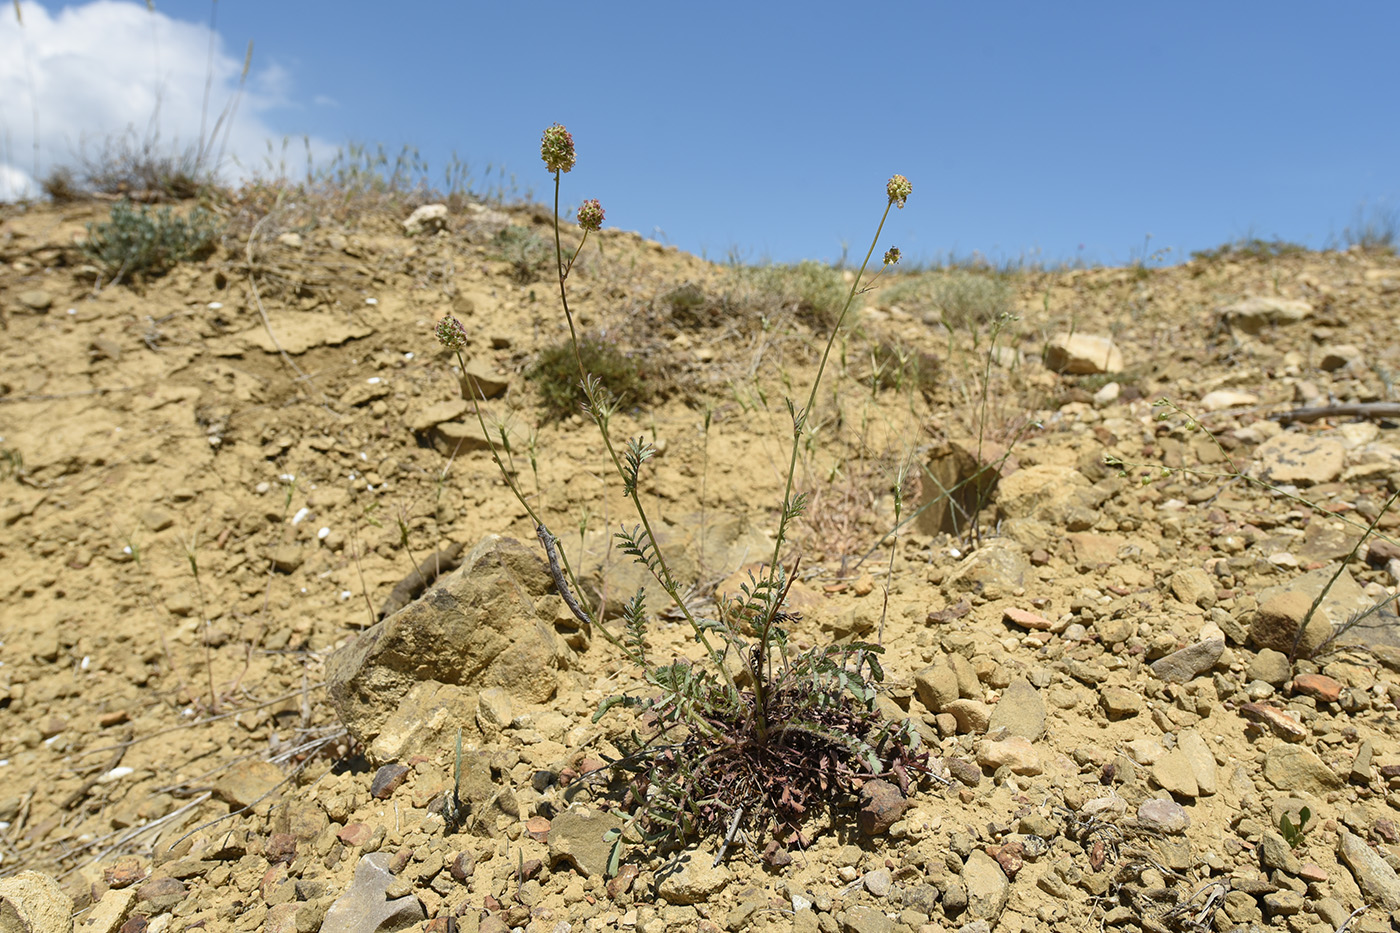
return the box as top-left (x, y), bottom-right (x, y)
top-left (1280, 806), bottom-right (1311, 848)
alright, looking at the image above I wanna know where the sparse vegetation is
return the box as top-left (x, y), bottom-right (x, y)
top-left (492, 224), bottom-right (553, 284)
top-left (528, 334), bottom-right (650, 421)
top-left (1342, 204), bottom-right (1398, 254)
top-left (82, 201), bottom-right (222, 283)
top-left (1190, 237), bottom-right (1308, 263)
top-left (438, 129), bottom-right (925, 867)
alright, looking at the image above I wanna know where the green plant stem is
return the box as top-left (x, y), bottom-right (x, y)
top-left (454, 353), bottom-right (641, 666)
top-left (752, 198), bottom-right (895, 740)
top-left (548, 170), bottom-right (734, 690)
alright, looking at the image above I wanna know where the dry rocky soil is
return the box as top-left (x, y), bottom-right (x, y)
top-left (2, 196), bottom-right (1400, 933)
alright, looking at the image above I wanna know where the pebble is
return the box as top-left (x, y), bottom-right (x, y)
top-left (1246, 648), bottom-right (1291, 686)
top-left (370, 764), bottom-right (410, 799)
top-left (987, 679), bottom-right (1045, 741)
top-left (1292, 673), bottom-right (1342, 703)
top-left (1151, 749), bottom-right (1198, 798)
top-left (862, 868), bottom-right (892, 897)
top-left (1149, 638), bottom-right (1223, 684)
top-left (1263, 744), bottom-right (1343, 794)
top-left (962, 850), bottom-right (1009, 921)
top-left (976, 736), bottom-right (1042, 775)
top-left (1136, 798), bottom-right (1190, 835)
top-left (1099, 686), bottom-right (1142, 719)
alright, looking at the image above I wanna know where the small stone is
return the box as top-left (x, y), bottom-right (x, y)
top-left (337, 823), bottom-right (373, 847)
top-left (17, 289), bottom-right (54, 311)
top-left (841, 905), bottom-right (894, 933)
top-left (1247, 649), bottom-right (1291, 686)
top-left (1262, 890), bottom-right (1303, 916)
top-left (962, 850), bottom-right (1009, 921)
top-left (943, 700), bottom-right (991, 734)
top-left (1044, 333), bottom-right (1123, 374)
top-left (1169, 568), bottom-right (1217, 609)
top-left (1099, 686), bottom-right (1143, 719)
top-left (1292, 673), bottom-right (1342, 702)
top-left (1237, 702), bottom-right (1308, 741)
top-left (402, 203), bottom-right (449, 236)
top-left (656, 848), bottom-right (731, 904)
top-left (1253, 433), bottom-right (1346, 486)
top-left (1318, 344), bottom-right (1363, 371)
top-left (1177, 729), bottom-right (1218, 796)
top-left (988, 679), bottom-right (1045, 741)
top-left (1149, 638), bottom-right (1224, 684)
top-left (946, 758), bottom-right (982, 787)
top-left (976, 736), bottom-right (1042, 775)
top-left (1137, 798), bottom-right (1190, 835)
top-left (477, 687), bottom-right (514, 732)
top-left (1259, 831), bottom-right (1301, 875)
top-left (1338, 830), bottom-right (1400, 911)
top-left (214, 760), bottom-right (286, 809)
top-left (269, 545), bottom-right (303, 574)
top-left (858, 779), bottom-right (909, 836)
top-left (862, 867), bottom-right (892, 897)
top-left (134, 876), bottom-right (186, 913)
top-left (1350, 740), bottom-right (1375, 785)
top-left (1199, 389), bottom-right (1259, 411)
top-left (1002, 607), bottom-right (1053, 631)
top-left (0, 870), bottom-right (74, 933)
top-left (548, 806), bottom-right (626, 879)
top-left (914, 664), bottom-right (959, 712)
top-left (1151, 749), bottom-right (1199, 798)
top-left (370, 763), bottom-right (410, 799)
top-left (1221, 296), bottom-right (1312, 333)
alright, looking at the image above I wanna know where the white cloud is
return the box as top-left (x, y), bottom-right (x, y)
top-left (0, 0), bottom-right (329, 199)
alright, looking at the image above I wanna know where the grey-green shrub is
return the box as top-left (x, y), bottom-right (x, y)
top-left (84, 202), bottom-right (221, 282)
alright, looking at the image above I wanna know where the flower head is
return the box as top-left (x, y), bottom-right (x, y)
top-left (577, 199), bottom-right (605, 232)
top-left (435, 316), bottom-right (468, 352)
top-left (541, 124), bottom-right (576, 174)
top-left (886, 174), bottom-right (912, 208)
top-left (883, 247), bottom-right (902, 266)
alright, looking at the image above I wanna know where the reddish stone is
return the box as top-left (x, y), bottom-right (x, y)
top-left (103, 858), bottom-right (148, 888)
top-left (1003, 607), bottom-right (1053, 631)
top-left (1238, 703), bottom-right (1307, 741)
top-left (100, 710), bottom-right (131, 728)
top-left (606, 863), bottom-right (639, 899)
top-left (1298, 863), bottom-right (1329, 883)
top-left (1293, 673), bottom-right (1343, 703)
top-left (337, 822), bottom-right (373, 847)
top-left (265, 832), bottom-right (297, 863)
top-left (449, 850), bottom-right (476, 882)
top-left (990, 840), bottom-right (1025, 880)
top-left (858, 779), bottom-right (909, 836)
top-left (370, 763), bottom-right (410, 799)
top-left (525, 816), bottom-right (551, 841)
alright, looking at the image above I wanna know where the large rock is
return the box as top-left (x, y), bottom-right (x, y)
top-left (0, 871), bottom-right (72, 933)
top-left (1339, 830), bottom-right (1400, 911)
top-left (1220, 296), bottom-right (1312, 334)
top-left (327, 535), bottom-right (567, 762)
top-left (1253, 433), bottom-right (1346, 485)
top-left (995, 465), bottom-right (1106, 526)
top-left (548, 806), bottom-right (627, 878)
top-left (913, 438), bottom-right (1006, 537)
top-left (1252, 564), bottom-right (1376, 657)
top-left (1263, 745), bottom-right (1342, 794)
top-left (1043, 333), bottom-right (1123, 374)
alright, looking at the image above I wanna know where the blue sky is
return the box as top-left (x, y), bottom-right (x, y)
top-left (2, 2), bottom-right (1397, 266)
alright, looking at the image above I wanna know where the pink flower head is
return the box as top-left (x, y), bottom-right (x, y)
top-left (541, 124), bottom-right (576, 174)
top-left (577, 199), bottom-right (605, 232)
top-left (886, 174), bottom-right (912, 208)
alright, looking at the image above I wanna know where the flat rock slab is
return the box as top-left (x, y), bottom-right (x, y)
top-left (1339, 830), bottom-right (1400, 911)
top-left (1252, 433), bottom-right (1345, 485)
top-left (321, 853), bottom-right (424, 933)
top-left (547, 807), bottom-right (626, 879)
top-left (0, 871), bottom-right (73, 933)
top-left (1150, 638), bottom-right (1223, 683)
top-left (220, 314), bottom-right (375, 355)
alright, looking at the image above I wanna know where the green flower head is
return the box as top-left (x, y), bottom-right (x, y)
top-left (541, 124), bottom-right (576, 174)
top-left (886, 174), bottom-right (912, 208)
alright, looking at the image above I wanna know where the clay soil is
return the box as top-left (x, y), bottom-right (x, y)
top-left (2, 196), bottom-right (1400, 933)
